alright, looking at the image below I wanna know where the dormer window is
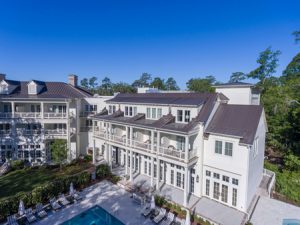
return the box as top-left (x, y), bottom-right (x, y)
top-left (177, 109), bottom-right (191, 123)
top-left (28, 83), bottom-right (37, 95)
top-left (0, 83), bottom-right (8, 94)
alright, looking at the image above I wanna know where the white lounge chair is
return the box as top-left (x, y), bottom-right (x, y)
top-left (72, 191), bottom-right (83, 201)
top-left (50, 197), bottom-right (61, 210)
top-left (25, 208), bottom-right (37, 223)
top-left (141, 203), bottom-right (152, 217)
top-left (36, 203), bottom-right (47, 218)
top-left (153, 208), bottom-right (166, 224)
top-left (161, 212), bottom-right (175, 225)
top-left (7, 215), bottom-right (18, 225)
top-left (59, 194), bottom-right (70, 206)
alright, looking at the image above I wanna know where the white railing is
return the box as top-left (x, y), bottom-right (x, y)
top-left (44, 129), bottom-right (67, 136)
top-left (93, 129), bottom-right (106, 138)
top-left (263, 168), bottom-right (276, 197)
top-left (111, 134), bottom-right (126, 144)
top-left (16, 129), bottom-right (41, 136)
top-left (159, 146), bottom-right (185, 160)
top-left (132, 139), bottom-right (152, 152)
top-left (0, 113), bottom-right (12, 118)
top-left (43, 112), bottom-right (67, 119)
top-left (0, 130), bottom-right (11, 136)
top-left (14, 112), bottom-right (41, 118)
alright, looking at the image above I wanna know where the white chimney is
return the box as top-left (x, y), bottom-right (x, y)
top-left (68, 74), bottom-right (78, 87)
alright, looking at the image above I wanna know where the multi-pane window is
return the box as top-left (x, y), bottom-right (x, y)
top-left (206, 179), bottom-right (210, 196)
top-left (144, 161), bottom-right (147, 174)
top-left (232, 188), bottom-right (237, 206)
top-left (215, 141), bottom-right (222, 154)
top-left (191, 176), bottom-right (195, 193)
top-left (170, 170), bottom-right (174, 185)
top-left (152, 108), bottom-right (156, 119)
top-left (109, 105), bottom-right (116, 114)
top-left (206, 170), bottom-right (211, 177)
top-left (176, 172), bottom-right (182, 188)
top-left (232, 178), bottom-right (239, 185)
top-left (157, 108), bottom-right (162, 118)
top-left (177, 110), bottom-right (183, 122)
top-left (222, 175), bottom-right (229, 182)
top-left (125, 106), bottom-right (137, 117)
top-left (225, 142), bottom-right (233, 156)
top-left (154, 164), bottom-right (157, 178)
top-left (184, 110), bottom-right (191, 122)
top-left (133, 107), bottom-right (137, 116)
top-left (176, 136), bottom-right (185, 151)
top-left (221, 185), bottom-right (228, 203)
top-left (148, 163), bottom-right (151, 176)
top-left (213, 173), bottom-right (220, 179)
top-left (146, 108), bottom-right (151, 118)
top-left (213, 182), bottom-right (220, 199)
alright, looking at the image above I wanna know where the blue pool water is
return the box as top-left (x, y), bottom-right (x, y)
top-left (283, 219), bottom-right (300, 225)
top-left (61, 205), bottom-right (125, 225)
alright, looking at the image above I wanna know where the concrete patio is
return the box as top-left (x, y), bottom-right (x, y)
top-left (193, 197), bottom-right (246, 225)
top-left (250, 196), bottom-right (300, 225)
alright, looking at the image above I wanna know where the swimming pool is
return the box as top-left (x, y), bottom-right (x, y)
top-left (61, 205), bottom-right (125, 225)
top-left (283, 219), bottom-right (300, 225)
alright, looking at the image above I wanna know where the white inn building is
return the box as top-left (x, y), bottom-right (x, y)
top-left (0, 75), bottom-right (267, 215)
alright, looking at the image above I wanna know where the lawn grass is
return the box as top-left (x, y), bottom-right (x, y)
top-left (264, 160), bottom-right (300, 205)
top-left (0, 161), bottom-right (93, 200)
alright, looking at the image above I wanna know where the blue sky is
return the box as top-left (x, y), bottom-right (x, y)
top-left (0, 0), bottom-right (299, 89)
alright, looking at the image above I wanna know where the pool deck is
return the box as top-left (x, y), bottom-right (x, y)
top-left (250, 196), bottom-right (300, 225)
top-left (36, 181), bottom-right (162, 225)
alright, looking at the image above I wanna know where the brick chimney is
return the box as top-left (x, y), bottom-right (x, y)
top-left (0, 73), bottom-right (6, 81)
top-left (68, 74), bottom-right (78, 87)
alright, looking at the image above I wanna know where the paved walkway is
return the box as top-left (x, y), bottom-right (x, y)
top-left (193, 197), bottom-right (246, 225)
top-left (250, 196), bottom-right (300, 225)
top-left (36, 181), bottom-right (154, 225)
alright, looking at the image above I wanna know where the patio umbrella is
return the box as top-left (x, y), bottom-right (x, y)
top-left (18, 200), bottom-right (25, 216)
top-left (185, 209), bottom-right (191, 225)
top-left (69, 182), bottom-right (74, 196)
top-left (150, 195), bottom-right (155, 210)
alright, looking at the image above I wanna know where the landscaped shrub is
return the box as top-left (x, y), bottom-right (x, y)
top-left (154, 195), bottom-right (166, 207)
top-left (84, 155), bottom-right (92, 162)
top-left (96, 164), bottom-right (111, 179)
top-left (109, 175), bottom-right (121, 184)
top-left (10, 160), bottom-right (25, 171)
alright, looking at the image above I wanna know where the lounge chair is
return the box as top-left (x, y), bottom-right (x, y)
top-left (50, 197), bottom-right (61, 210)
top-left (72, 191), bottom-right (83, 201)
top-left (7, 215), bottom-right (18, 225)
top-left (25, 208), bottom-right (37, 223)
top-left (161, 212), bottom-right (175, 225)
top-left (153, 208), bottom-right (166, 224)
top-left (59, 194), bottom-right (70, 206)
top-left (36, 203), bottom-right (47, 218)
top-left (141, 204), bottom-right (152, 217)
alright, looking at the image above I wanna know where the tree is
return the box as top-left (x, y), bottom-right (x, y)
top-left (150, 77), bottom-right (166, 90)
top-left (88, 76), bottom-right (98, 90)
top-left (293, 30), bottom-right (300, 44)
top-left (229, 72), bottom-right (246, 83)
top-left (80, 78), bottom-right (89, 89)
top-left (186, 76), bottom-right (216, 92)
top-left (282, 53), bottom-right (300, 81)
top-left (96, 77), bottom-right (113, 96)
top-left (132, 73), bottom-right (152, 88)
top-left (50, 139), bottom-right (67, 169)
top-left (248, 47), bottom-right (281, 86)
top-left (165, 77), bottom-right (179, 90)
top-left (113, 82), bottom-right (136, 93)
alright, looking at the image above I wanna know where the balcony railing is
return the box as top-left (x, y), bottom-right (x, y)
top-left (44, 129), bottom-right (67, 136)
top-left (14, 112), bottom-right (41, 118)
top-left (43, 112), bottom-right (67, 119)
top-left (16, 129), bottom-right (41, 136)
top-left (93, 129), bottom-right (197, 161)
top-left (0, 130), bottom-right (11, 136)
top-left (0, 113), bottom-right (12, 118)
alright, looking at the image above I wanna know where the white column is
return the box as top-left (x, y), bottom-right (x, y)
top-left (150, 157), bottom-right (154, 187)
top-left (41, 102), bottom-right (44, 119)
top-left (11, 102), bottom-right (15, 117)
top-left (92, 139), bottom-right (96, 164)
top-left (156, 159), bottom-right (160, 189)
top-left (185, 136), bottom-right (189, 163)
top-left (125, 149), bottom-right (128, 175)
top-left (183, 167), bottom-right (189, 207)
top-left (151, 130), bottom-right (154, 152)
top-left (125, 126), bottom-right (129, 146)
top-left (157, 131), bottom-right (160, 154)
top-left (105, 143), bottom-right (109, 162)
top-left (130, 150), bottom-right (133, 182)
top-left (109, 145), bottom-right (112, 168)
top-left (130, 126), bottom-right (133, 147)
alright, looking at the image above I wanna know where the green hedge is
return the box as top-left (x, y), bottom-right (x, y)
top-left (0, 170), bottom-right (91, 221)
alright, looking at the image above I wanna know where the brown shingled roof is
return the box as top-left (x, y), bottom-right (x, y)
top-left (205, 104), bottom-right (263, 144)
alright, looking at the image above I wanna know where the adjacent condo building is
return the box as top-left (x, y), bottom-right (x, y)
top-left (0, 74), bottom-right (267, 214)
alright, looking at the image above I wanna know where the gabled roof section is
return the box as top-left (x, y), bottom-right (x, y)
top-left (205, 104), bottom-right (263, 144)
top-left (106, 92), bottom-right (217, 106)
top-left (0, 80), bottom-right (92, 99)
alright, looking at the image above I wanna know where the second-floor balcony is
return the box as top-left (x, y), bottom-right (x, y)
top-left (16, 129), bottom-right (41, 136)
top-left (93, 129), bottom-right (197, 162)
top-left (0, 129), bottom-right (11, 137)
top-left (0, 112), bottom-right (68, 119)
top-left (44, 129), bottom-right (67, 138)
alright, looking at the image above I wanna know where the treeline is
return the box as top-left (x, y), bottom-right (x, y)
top-left (80, 31), bottom-right (300, 163)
